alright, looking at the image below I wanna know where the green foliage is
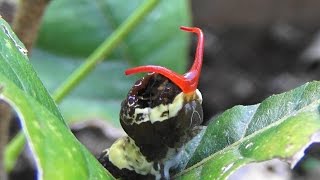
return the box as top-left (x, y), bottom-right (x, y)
top-left (1, 0), bottom-right (320, 179)
top-left (32, 0), bottom-right (191, 126)
top-left (176, 82), bottom-right (320, 179)
top-left (3, 0), bottom-right (192, 178)
top-left (0, 18), bottom-right (113, 179)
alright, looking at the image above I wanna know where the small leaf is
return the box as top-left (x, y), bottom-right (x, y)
top-left (0, 18), bottom-right (114, 179)
top-left (176, 82), bottom-right (320, 179)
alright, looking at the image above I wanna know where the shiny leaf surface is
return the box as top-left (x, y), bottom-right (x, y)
top-left (0, 17), bottom-right (114, 180)
top-left (176, 82), bottom-right (320, 179)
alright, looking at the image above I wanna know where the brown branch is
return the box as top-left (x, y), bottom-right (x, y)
top-left (12, 0), bottom-right (51, 54)
top-left (0, 100), bottom-right (12, 180)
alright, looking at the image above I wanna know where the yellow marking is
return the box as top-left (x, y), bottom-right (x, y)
top-left (132, 92), bottom-right (184, 124)
top-left (132, 89), bottom-right (202, 124)
top-left (108, 136), bottom-right (159, 176)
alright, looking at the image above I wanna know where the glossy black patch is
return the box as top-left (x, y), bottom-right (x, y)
top-left (122, 98), bottom-right (203, 161)
top-left (121, 74), bottom-right (180, 115)
top-left (120, 73), bottom-right (181, 124)
top-left (120, 73), bottom-right (203, 161)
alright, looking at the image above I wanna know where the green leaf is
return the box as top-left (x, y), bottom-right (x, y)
top-left (32, 0), bottom-right (191, 124)
top-left (0, 18), bottom-right (114, 179)
top-left (176, 82), bottom-right (320, 179)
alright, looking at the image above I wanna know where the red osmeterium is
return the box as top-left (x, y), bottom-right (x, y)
top-left (125, 26), bottom-right (204, 93)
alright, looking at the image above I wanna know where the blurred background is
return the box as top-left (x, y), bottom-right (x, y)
top-left (191, 0), bottom-right (320, 122)
top-left (1, 0), bottom-right (320, 179)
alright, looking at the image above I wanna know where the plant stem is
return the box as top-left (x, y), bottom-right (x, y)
top-left (4, 133), bottom-right (25, 173)
top-left (4, 0), bottom-right (159, 172)
top-left (53, 0), bottom-right (160, 103)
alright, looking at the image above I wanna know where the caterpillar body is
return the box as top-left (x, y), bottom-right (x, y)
top-left (99, 26), bottom-right (204, 180)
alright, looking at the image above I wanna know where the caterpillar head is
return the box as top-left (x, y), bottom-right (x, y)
top-left (120, 26), bottom-right (204, 161)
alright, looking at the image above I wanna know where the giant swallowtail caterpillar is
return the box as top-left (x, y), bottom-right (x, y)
top-left (98, 26), bottom-right (204, 180)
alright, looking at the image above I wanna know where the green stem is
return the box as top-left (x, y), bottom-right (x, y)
top-left (53, 0), bottom-right (160, 103)
top-left (4, 133), bottom-right (25, 172)
top-left (4, 0), bottom-right (159, 172)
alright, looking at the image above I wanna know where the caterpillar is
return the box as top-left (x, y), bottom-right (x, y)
top-left (98, 26), bottom-right (204, 180)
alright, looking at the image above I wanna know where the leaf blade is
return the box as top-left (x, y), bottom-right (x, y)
top-left (178, 82), bottom-right (320, 179)
top-left (0, 17), bottom-right (114, 180)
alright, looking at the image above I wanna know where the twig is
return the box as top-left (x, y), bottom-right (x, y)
top-left (12, 0), bottom-right (50, 53)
